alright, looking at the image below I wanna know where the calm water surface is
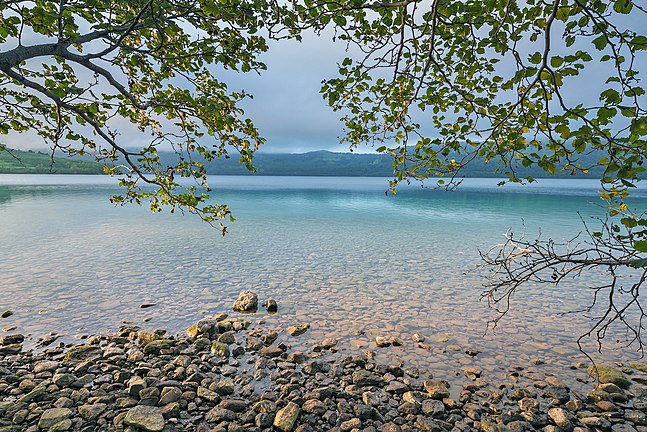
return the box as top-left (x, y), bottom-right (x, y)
top-left (1, 175), bottom-right (645, 389)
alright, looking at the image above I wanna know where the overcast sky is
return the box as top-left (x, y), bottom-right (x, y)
top-left (222, 32), bottom-right (356, 154)
top-left (3, 30), bottom-right (362, 154)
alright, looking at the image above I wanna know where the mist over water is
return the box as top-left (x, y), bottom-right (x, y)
top-left (1, 175), bottom-right (645, 389)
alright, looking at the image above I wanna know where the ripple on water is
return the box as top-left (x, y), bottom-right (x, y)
top-left (0, 176), bottom-right (644, 391)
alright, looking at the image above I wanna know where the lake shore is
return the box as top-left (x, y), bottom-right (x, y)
top-left (1, 301), bottom-right (646, 432)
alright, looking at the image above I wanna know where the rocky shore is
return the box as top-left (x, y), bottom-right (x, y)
top-left (1, 294), bottom-right (647, 432)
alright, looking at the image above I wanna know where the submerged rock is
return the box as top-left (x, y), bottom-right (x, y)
top-left (288, 323), bottom-right (310, 336)
top-left (233, 290), bottom-right (258, 312)
top-left (0, 334), bottom-right (24, 345)
top-left (375, 337), bottom-right (391, 347)
top-left (264, 298), bottom-right (278, 313)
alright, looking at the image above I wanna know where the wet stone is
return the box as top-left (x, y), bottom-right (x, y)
top-left (123, 405), bottom-right (165, 431)
top-left (353, 370), bottom-right (385, 387)
top-left (233, 291), bottom-right (258, 312)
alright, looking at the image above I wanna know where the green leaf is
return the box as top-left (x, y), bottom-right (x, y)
top-left (630, 35), bottom-right (647, 51)
top-left (555, 7), bottom-right (570, 21)
top-left (630, 258), bottom-right (647, 269)
top-left (529, 52), bottom-right (542, 64)
top-left (592, 35), bottom-right (607, 50)
top-left (634, 240), bottom-right (647, 253)
top-left (613, 0), bottom-right (633, 13)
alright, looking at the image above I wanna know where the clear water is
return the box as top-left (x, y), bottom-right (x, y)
top-left (1, 175), bottom-right (645, 388)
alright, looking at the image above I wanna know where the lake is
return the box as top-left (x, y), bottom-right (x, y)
top-left (1, 175), bottom-right (645, 390)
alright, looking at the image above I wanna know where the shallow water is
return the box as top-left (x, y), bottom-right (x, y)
top-left (1, 175), bottom-right (645, 389)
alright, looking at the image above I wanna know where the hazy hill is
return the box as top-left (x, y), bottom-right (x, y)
top-left (0, 148), bottom-right (103, 174)
top-left (0, 147), bottom-right (617, 179)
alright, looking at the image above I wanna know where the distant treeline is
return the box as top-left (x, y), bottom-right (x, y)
top-left (0, 148), bottom-right (103, 174)
top-left (165, 150), bottom-right (611, 179)
top-left (0, 147), bottom-right (633, 179)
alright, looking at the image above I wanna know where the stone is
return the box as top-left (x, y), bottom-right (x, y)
top-left (50, 419), bottom-right (73, 432)
top-left (421, 399), bottom-right (445, 417)
top-left (353, 370), bottom-right (385, 387)
top-left (123, 406), bottom-right (165, 431)
top-left (233, 291), bottom-right (258, 312)
top-left (254, 400), bottom-right (277, 413)
top-left (423, 380), bottom-right (450, 399)
top-left (385, 381), bottom-right (408, 394)
top-left (321, 338), bottom-right (338, 349)
top-left (78, 403), bottom-right (107, 420)
top-left (211, 379), bottom-right (235, 396)
top-left (219, 399), bottom-right (247, 412)
top-left (588, 365), bottom-right (631, 389)
top-left (288, 324), bottom-right (310, 336)
top-left (0, 334), bottom-right (24, 345)
top-left (414, 415), bottom-right (439, 432)
top-left (143, 339), bottom-right (171, 355)
top-left (19, 384), bottom-right (46, 403)
top-left (341, 418), bottom-right (361, 431)
top-left (629, 362), bottom-right (647, 373)
top-left (0, 343), bottom-right (21, 354)
top-left (127, 376), bottom-right (146, 396)
top-left (159, 387), bottom-right (183, 405)
top-left (211, 341), bottom-right (230, 357)
top-left (391, 337), bottom-right (403, 346)
top-left (376, 337), bottom-right (391, 347)
top-left (62, 345), bottom-right (101, 364)
top-left (264, 298), bottom-right (278, 312)
top-left (38, 408), bottom-right (72, 430)
top-left (274, 402), bottom-right (301, 432)
top-left (205, 407), bottom-right (236, 423)
top-left (260, 345), bottom-right (284, 358)
top-left (548, 407), bottom-right (572, 429)
top-left (302, 399), bottom-right (327, 415)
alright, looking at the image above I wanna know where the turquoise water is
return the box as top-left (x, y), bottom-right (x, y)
top-left (0, 175), bottom-right (645, 386)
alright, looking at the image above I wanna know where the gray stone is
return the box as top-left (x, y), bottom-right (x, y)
top-left (206, 407), bottom-right (236, 423)
top-left (353, 370), bottom-right (385, 387)
top-left (123, 405), bottom-right (165, 431)
top-left (38, 408), bottom-right (72, 430)
top-left (78, 403), bottom-right (107, 420)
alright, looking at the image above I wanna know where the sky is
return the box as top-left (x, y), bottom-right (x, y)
top-left (2, 29), bottom-right (361, 154)
top-left (222, 32), bottom-right (354, 153)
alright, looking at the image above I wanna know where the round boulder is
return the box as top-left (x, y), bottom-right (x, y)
top-left (233, 291), bottom-right (258, 313)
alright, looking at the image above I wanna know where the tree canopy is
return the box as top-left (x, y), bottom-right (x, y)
top-left (0, 0), bottom-right (646, 353)
top-left (0, 0), bottom-right (281, 231)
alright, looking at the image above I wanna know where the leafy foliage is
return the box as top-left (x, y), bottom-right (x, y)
top-left (0, 0), bottom-right (284, 232)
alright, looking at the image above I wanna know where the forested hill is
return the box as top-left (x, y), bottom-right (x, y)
top-left (0, 147), bottom-right (618, 179)
top-left (167, 150), bottom-right (610, 179)
top-left (0, 148), bottom-right (103, 174)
